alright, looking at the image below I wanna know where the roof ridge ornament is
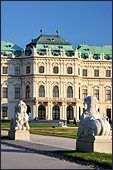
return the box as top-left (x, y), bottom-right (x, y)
top-left (40, 27), bottom-right (43, 35)
top-left (56, 28), bottom-right (59, 35)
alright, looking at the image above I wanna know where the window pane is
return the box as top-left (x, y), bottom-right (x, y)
top-left (39, 86), bottom-right (45, 97)
top-left (3, 67), bottom-right (8, 74)
top-left (94, 70), bottom-right (99, 77)
top-left (15, 88), bottom-right (20, 99)
top-left (83, 69), bottom-right (87, 76)
top-left (26, 86), bottom-right (30, 98)
top-left (67, 86), bottom-right (73, 98)
top-left (26, 66), bottom-right (30, 74)
top-left (94, 89), bottom-right (99, 100)
top-left (53, 86), bottom-right (59, 97)
top-left (39, 66), bottom-right (44, 73)
top-left (67, 67), bottom-right (72, 74)
top-left (83, 89), bottom-right (87, 99)
top-left (106, 90), bottom-right (111, 100)
top-left (106, 70), bottom-right (111, 77)
top-left (15, 67), bottom-right (20, 75)
top-left (3, 88), bottom-right (8, 98)
top-left (2, 107), bottom-right (8, 118)
top-left (53, 67), bottom-right (58, 73)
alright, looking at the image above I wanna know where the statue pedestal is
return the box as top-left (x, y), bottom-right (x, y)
top-left (8, 130), bottom-right (30, 141)
top-left (76, 136), bottom-right (112, 154)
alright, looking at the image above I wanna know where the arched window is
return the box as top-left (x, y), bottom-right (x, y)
top-left (106, 89), bottom-right (111, 100)
top-left (53, 86), bottom-right (59, 97)
top-left (39, 85), bottom-right (45, 97)
top-left (94, 89), bottom-right (99, 100)
top-left (39, 66), bottom-right (44, 73)
top-left (53, 66), bottom-right (59, 73)
top-left (67, 86), bottom-right (73, 98)
top-left (67, 67), bottom-right (72, 74)
top-left (52, 105), bottom-right (60, 120)
top-left (26, 86), bottom-right (30, 98)
top-left (67, 105), bottom-right (74, 120)
top-left (26, 66), bottom-right (30, 74)
top-left (38, 105), bottom-right (46, 120)
top-left (82, 89), bottom-right (87, 99)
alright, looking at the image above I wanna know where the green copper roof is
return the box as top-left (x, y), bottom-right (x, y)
top-left (77, 45), bottom-right (112, 59)
top-left (77, 45), bottom-right (112, 55)
top-left (28, 35), bottom-right (72, 45)
top-left (1, 41), bottom-right (23, 55)
top-left (26, 34), bottom-right (74, 52)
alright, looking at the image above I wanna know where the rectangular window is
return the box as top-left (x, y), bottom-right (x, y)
top-left (82, 89), bottom-right (87, 99)
top-left (82, 69), bottom-right (87, 76)
top-left (15, 67), bottom-right (20, 75)
top-left (106, 90), bottom-right (111, 100)
top-left (106, 70), bottom-right (111, 77)
top-left (3, 88), bottom-right (8, 98)
top-left (15, 88), bottom-right (20, 99)
top-left (3, 67), bottom-right (8, 74)
top-left (94, 70), bottom-right (99, 77)
top-left (94, 89), bottom-right (99, 100)
top-left (78, 68), bottom-right (80, 75)
top-left (2, 107), bottom-right (8, 118)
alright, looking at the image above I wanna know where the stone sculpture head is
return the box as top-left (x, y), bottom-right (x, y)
top-left (17, 100), bottom-right (27, 114)
top-left (84, 96), bottom-right (98, 114)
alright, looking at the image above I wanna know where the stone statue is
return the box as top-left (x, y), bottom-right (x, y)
top-left (77, 96), bottom-right (111, 137)
top-left (10, 100), bottom-right (30, 131)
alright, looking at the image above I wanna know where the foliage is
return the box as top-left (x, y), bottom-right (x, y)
top-left (1, 135), bottom-right (11, 140)
top-left (1, 120), bottom-right (10, 123)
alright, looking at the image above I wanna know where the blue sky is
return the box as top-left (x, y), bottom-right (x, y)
top-left (1, 1), bottom-right (112, 48)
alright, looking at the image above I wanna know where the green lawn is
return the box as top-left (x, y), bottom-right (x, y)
top-left (30, 128), bottom-right (78, 138)
top-left (54, 151), bottom-right (112, 169)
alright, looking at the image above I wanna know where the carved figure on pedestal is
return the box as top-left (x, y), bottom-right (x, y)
top-left (10, 100), bottom-right (30, 131)
top-left (77, 96), bottom-right (111, 137)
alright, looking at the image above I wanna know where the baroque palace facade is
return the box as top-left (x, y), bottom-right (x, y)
top-left (1, 30), bottom-right (112, 122)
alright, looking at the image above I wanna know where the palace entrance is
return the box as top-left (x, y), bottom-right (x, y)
top-left (38, 105), bottom-right (46, 119)
top-left (52, 105), bottom-right (60, 120)
top-left (67, 105), bottom-right (74, 120)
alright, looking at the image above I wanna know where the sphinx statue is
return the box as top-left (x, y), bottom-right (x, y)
top-left (10, 100), bottom-right (30, 131)
top-left (77, 96), bottom-right (111, 137)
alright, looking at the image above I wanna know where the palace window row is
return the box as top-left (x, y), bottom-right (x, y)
top-left (25, 85), bottom-right (73, 98)
top-left (1, 86), bottom-right (111, 101)
top-left (82, 69), bottom-right (111, 77)
top-left (24, 86), bottom-right (111, 101)
top-left (12, 65), bottom-right (111, 77)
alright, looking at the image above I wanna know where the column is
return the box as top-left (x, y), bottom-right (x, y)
top-left (45, 104), bottom-right (48, 120)
top-left (36, 102), bottom-right (39, 118)
top-left (60, 104), bottom-right (62, 120)
top-left (75, 81), bottom-right (78, 99)
top-left (76, 104), bottom-right (79, 121)
top-left (64, 103), bottom-right (66, 120)
top-left (32, 104), bottom-right (36, 119)
top-left (48, 102), bottom-right (52, 120)
top-left (62, 102), bottom-right (64, 120)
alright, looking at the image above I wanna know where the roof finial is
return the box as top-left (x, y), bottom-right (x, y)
top-left (56, 28), bottom-right (59, 35)
top-left (40, 27), bottom-right (43, 35)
